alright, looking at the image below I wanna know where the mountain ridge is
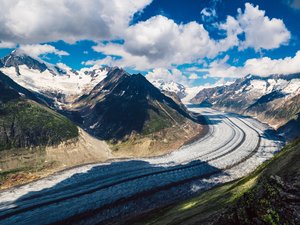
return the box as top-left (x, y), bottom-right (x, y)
top-left (0, 51), bottom-right (205, 157)
top-left (191, 73), bottom-right (300, 139)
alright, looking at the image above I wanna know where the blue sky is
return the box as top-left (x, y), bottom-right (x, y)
top-left (0, 0), bottom-right (300, 87)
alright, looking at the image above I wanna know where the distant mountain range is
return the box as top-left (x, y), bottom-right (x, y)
top-left (152, 80), bottom-right (187, 99)
top-left (0, 50), bottom-right (203, 148)
top-left (2, 49), bottom-right (300, 141)
top-left (0, 50), bottom-right (206, 187)
top-left (191, 74), bottom-right (300, 139)
top-left (0, 50), bottom-right (109, 106)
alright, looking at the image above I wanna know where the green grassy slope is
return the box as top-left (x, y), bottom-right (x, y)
top-left (0, 99), bottom-right (78, 151)
top-left (0, 80), bottom-right (79, 187)
top-left (141, 138), bottom-right (300, 225)
top-left (0, 79), bottom-right (78, 151)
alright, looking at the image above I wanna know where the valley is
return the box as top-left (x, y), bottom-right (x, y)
top-left (0, 106), bottom-right (283, 225)
top-left (0, 51), bottom-right (205, 189)
top-left (0, 1), bottom-right (299, 224)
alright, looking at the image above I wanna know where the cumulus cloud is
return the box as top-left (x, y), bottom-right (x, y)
top-left (201, 8), bottom-right (217, 22)
top-left (84, 55), bottom-right (118, 67)
top-left (145, 68), bottom-right (189, 85)
top-left (237, 3), bottom-right (290, 50)
top-left (0, 0), bottom-right (152, 44)
top-left (1, 0), bottom-right (292, 82)
top-left (92, 43), bottom-right (151, 69)
top-left (124, 16), bottom-right (219, 64)
top-left (0, 41), bottom-right (16, 48)
top-left (91, 3), bottom-right (290, 70)
top-left (216, 3), bottom-right (290, 52)
top-left (200, 0), bottom-right (221, 22)
top-left (93, 15), bottom-right (236, 70)
top-left (17, 44), bottom-right (69, 58)
top-left (207, 51), bottom-right (300, 77)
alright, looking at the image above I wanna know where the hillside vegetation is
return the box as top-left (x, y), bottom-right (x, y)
top-left (142, 138), bottom-right (300, 225)
top-left (0, 79), bottom-right (78, 151)
top-left (0, 81), bottom-right (79, 187)
top-left (0, 100), bottom-right (78, 151)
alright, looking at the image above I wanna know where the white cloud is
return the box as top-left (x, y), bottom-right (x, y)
top-left (92, 42), bottom-right (152, 70)
top-left (17, 44), bottom-right (69, 58)
top-left (93, 15), bottom-right (236, 70)
top-left (237, 3), bottom-right (290, 50)
top-left (217, 16), bottom-right (243, 51)
top-left (201, 8), bottom-right (216, 17)
top-left (84, 56), bottom-right (117, 67)
top-left (0, 0), bottom-right (152, 44)
top-left (91, 3), bottom-right (290, 70)
top-left (217, 3), bottom-right (290, 52)
top-left (207, 51), bottom-right (300, 78)
top-left (145, 68), bottom-right (189, 85)
top-left (123, 16), bottom-right (219, 65)
top-left (189, 73), bottom-right (200, 80)
top-left (0, 41), bottom-right (16, 48)
top-left (2, 1), bottom-right (290, 81)
top-left (201, 8), bottom-right (217, 22)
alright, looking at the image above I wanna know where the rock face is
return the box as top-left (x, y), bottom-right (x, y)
top-left (0, 50), bottom-right (48, 74)
top-left (191, 73), bottom-right (300, 138)
top-left (0, 78), bottom-right (78, 151)
top-left (71, 68), bottom-right (193, 140)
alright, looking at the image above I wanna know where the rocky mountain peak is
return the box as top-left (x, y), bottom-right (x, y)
top-left (0, 50), bottom-right (48, 74)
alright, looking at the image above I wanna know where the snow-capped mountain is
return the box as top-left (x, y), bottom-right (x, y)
top-left (65, 68), bottom-right (193, 140)
top-left (0, 50), bottom-right (109, 106)
top-left (151, 80), bottom-right (187, 99)
top-left (191, 73), bottom-right (300, 137)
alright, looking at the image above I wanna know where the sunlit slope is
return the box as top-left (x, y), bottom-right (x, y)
top-left (142, 138), bottom-right (300, 225)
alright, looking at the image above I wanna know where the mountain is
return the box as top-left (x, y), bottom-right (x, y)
top-left (0, 50), bottom-right (204, 158)
top-left (151, 80), bottom-right (187, 99)
top-left (70, 68), bottom-right (199, 141)
top-left (0, 71), bottom-right (114, 188)
top-left (191, 73), bottom-right (300, 138)
top-left (0, 50), bottom-right (109, 106)
top-left (0, 77), bottom-right (79, 151)
top-left (0, 50), bottom-right (48, 74)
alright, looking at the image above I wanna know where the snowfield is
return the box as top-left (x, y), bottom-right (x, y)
top-left (0, 107), bottom-right (284, 225)
top-left (0, 65), bottom-right (108, 102)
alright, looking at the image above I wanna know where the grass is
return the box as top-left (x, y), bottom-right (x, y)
top-left (0, 146), bottom-right (51, 187)
top-left (139, 138), bottom-right (300, 225)
top-left (142, 109), bottom-right (173, 135)
top-left (0, 99), bottom-right (78, 151)
top-left (0, 99), bottom-right (79, 188)
top-left (142, 103), bottom-right (186, 135)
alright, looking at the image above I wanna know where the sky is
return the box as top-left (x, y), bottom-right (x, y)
top-left (0, 0), bottom-right (300, 88)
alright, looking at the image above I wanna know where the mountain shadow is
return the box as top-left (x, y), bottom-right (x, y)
top-left (0, 159), bottom-right (226, 225)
